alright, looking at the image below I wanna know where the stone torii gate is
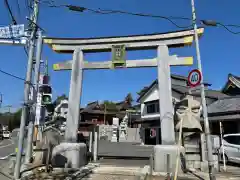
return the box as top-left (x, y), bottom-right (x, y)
top-left (44, 28), bottom-right (204, 159)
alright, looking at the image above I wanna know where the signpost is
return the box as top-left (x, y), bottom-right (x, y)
top-left (0, 24), bottom-right (25, 38)
top-left (187, 69), bottom-right (202, 88)
top-left (111, 45), bottom-right (126, 68)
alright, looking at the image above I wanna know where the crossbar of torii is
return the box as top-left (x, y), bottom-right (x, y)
top-left (44, 28), bottom-right (204, 147)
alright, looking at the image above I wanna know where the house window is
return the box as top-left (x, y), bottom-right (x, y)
top-left (146, 101), bottom-right (159, 114)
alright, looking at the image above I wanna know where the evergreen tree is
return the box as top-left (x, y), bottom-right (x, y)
top-left (124, 93), bottom-right (133, 105)
top-left (53, 94), bottom-right (68, 108)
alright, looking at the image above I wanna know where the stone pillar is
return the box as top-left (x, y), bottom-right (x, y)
top-left (65, 48), bottom-right (84, 142)
top-left (157, 45), bottom-right (175, 145)
top-left (64, 49), bottom-right (84, 166)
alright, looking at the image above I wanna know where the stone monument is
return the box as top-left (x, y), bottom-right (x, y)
top-left (119, 114), bottom-right (128, 142)
top-left (111, 117), bottom-right (119, 142)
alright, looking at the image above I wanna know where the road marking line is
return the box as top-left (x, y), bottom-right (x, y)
top-left (0, 153), bottom-right (15, 160)
top-left (0, 139), bottom-right (14, 149)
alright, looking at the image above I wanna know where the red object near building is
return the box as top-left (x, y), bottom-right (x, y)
top-left (150, 128), bottom-right (156, 138)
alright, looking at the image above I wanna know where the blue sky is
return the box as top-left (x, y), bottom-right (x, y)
top-left (0, 0), bottom-right (239, 111)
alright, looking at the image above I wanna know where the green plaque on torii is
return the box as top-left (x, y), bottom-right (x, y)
top-left (111, 45), bottom-right (126, 68)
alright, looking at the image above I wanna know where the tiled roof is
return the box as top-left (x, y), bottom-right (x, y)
top-left (207, 96), bottom-right (240, 114)
top-left (137, 74), bottom-right (212, 102)
top-left (233, 74), bottom-right (240, 81)
top-left (81, 101), bottom-right (99, 113)
top-left (190, 88), bottom-right (229, 99)
top-left (222, 73), bottom-right (240, 93)
top-left (137, 81), bottom-right (227, 102)
top-left (80, 101), bottom-right (132, 115)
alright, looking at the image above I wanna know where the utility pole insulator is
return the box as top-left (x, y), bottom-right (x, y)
top-left (67, 5), bottom-right (86, 12)
top-left (201, 20), bottom-right (217, 27)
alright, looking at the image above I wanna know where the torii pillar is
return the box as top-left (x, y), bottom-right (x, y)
top-left (157, 45), bottom-right (175, 145)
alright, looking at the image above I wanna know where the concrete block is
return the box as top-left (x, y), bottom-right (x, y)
top-left (193, 161), bottom-right (201, 169)
top-left (185, 154), bottom-right (201, 161)
top-left (211, 155), bottom-right (219, 172)
top-left (153, 145), bottom-right (185, 173)
top-left (187, 161), bottom-right (194, 169)
top-left (213, 155), bottom-right (218, 161)
top-left (51, 142), bottom-right (87, 168)
top-left (200, 161), bottom-right (208, 172)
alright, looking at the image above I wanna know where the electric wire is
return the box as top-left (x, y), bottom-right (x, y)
top-left (0, 69), bottom-right (26, 82)
top-left (0, 67), bottom-right (51, 89)
top-left (37, 0), bottom-right (240, 35)
top-left (88, 8), bottom-right (194, 29)
top-left (217, 23), bottom-right (240, 34)
top-left (25, 0), bottom-right (31, 17)
top-left (4, 0), bottom-right (30, 56)
top-left (4, 0), bottom-right (17, 25)
top-left (24, 46), bottom-right (29, 56)
top-left (15, 0), bottom-right (22, 22)
top-left (38, 1), bottom-right (193, 29)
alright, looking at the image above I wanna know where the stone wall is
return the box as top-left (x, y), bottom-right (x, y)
top-left (98, 125), bottom-right (113, 141)
top-left (98, 125), bottom-right (142, 143)
top-left (183, 133), bottom-right (219, 172)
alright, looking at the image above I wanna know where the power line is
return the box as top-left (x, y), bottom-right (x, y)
top-left (0, 68), bottom-right (37, 87)
top-left (15, 0), bottom-right (22, 22)
top-left (85, 8), bottom-right (193, 29)
top-left (201, 20), bottom-right (240, 34)
top-left (0, 69), bottom-right (26, 82)
top-left (4, 0), bottom-right (17, 25)
top-left (217, 23), bottom-right (240, 34)
top-left (4, 0), bottom-right (29, 57)
top-left (0, 66), bottom-right (54, 90)
top-left (25, 0), bottom-right (32, 17)
top-left (38, 2), bottom-right (193, 29)
top-left (38, 1), bottom-right (240, 35)
top-left (24, 46), bottom-right (29, 56)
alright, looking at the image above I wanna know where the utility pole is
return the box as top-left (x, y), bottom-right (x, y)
top-left (25, 30), bottom-right (43, 163)
top-left (191, 1), bottom-right (216, 180)
top-left (6, 105), bottom-right (12, 130)
top-left (14, 0), bottom-right (40, 178)
top-left (0, 94), bottom-right (2, 108)
top-left (104, 103), bottom-right (106, 124)
top-left (45, 58), bottom-right (49, 75)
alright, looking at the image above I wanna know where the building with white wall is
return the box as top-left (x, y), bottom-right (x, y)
top-left (54, 99), bottom-right (68, 119)
top-left (136, 74), bottom-right (228, 144)
top-left (137, 74), bottom-right (226, 121)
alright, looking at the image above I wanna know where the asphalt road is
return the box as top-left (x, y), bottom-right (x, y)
top-left (0, 139), bottom-right (16, 158)
top-left (0, 137), bottom-right (18, 180)
top-left (0, 129), bottom-right (22, 159)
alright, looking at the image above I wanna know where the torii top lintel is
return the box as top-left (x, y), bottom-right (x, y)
top-left (44, 28), bottom-right (204, 53)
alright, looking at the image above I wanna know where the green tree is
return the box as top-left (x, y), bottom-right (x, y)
top-left (0, 108), bottom-right (22, 131)
top-left (12, 108), bottom-right (21, 130)
top-left (102, 100), bottom-right (118, 111)
top-left (53, 94), bottom-right (68, 108)
top-left (124, 93), bottom-right (133, 105)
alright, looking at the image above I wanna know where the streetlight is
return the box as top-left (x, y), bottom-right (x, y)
top-left (191, 0), bottom-right (216, 180)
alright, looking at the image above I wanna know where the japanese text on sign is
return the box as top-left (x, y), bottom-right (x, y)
top-left (0, 24), bottom-right (25, 38)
